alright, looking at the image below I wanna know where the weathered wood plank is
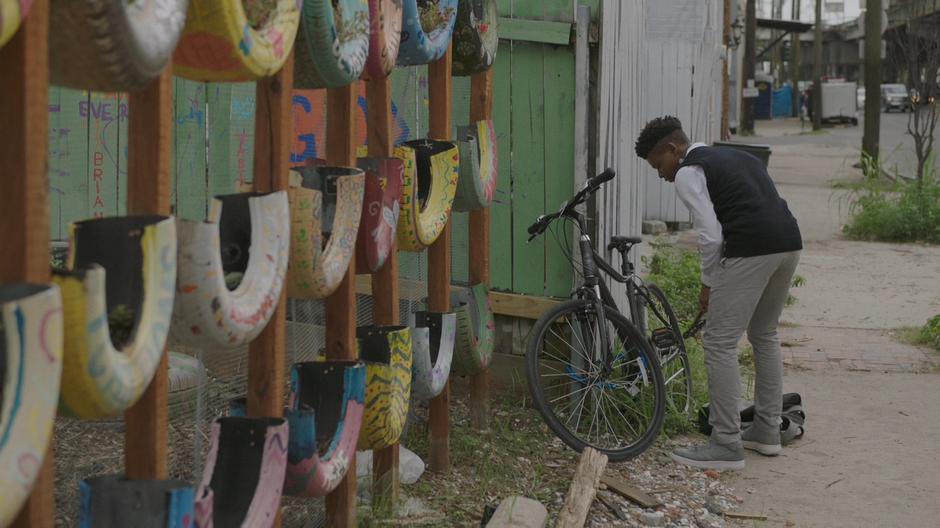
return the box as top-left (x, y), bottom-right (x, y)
top-left (489, 291), bottom-right (561, 319)
top-left (124, 68), bottom-right (174, 481)
top-left (172, 79), bottom-right (208, 219)
top-left (498, 17), bottom-right (572, 44)
top-left (599, 475), bottom-right (663, 509)
top-left (556, 448), bottom-right (608, 528)
top-left (0, 0), bottom-right (54, 523)
top-left (490, 43), bottom-right (513, 292)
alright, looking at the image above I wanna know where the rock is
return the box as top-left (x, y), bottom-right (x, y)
top-left (704, 498), bottom-right (723, 515)
top-left (400, 497), bottom-right (432, 517)
top-left (486, 496), bottom-right (548, 528)
top-left (642, 220), bottom-right (668, 235)
top-left (639, 510), bottom-right (665, 526)
top-left (355, 445), bottom-right (426, 485)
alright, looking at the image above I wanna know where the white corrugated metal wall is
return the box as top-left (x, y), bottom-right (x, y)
top-left (596, 0), bottom-right (724, 312)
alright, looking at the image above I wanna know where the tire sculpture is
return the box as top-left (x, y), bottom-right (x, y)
top-left (173, 0), bottom-right (300, 81)
top-left (394, 139), bottom-right (459, 252)
top-left (0, 0), bottom-right (31, 49)
top-left (294, 0), bottom-right (369, 89)
top-left (451, 282), bottom-right (494, 376)
top-left (49, 0), bottom-right (189, 90)
top-left (355, 157), bottom-right (404, 274)
top-left (361, 0), bottom-right (402, 79)
top-left (287, 165), bottom-right (365, 299)
top-left (284, 361), bottom-right (365, 497)
top-left (451, 0), bottom-right (497, 76)
top-left (54, 216), bottom-right (177, 419)
top-left (172, 192), bottom-right (290, 350)
top-left (453, 119), bottom-right (498, 211)
top-left (0, 284), bottom-right (63, 528)
top-left (79, 474), bottom-right (195, 528)
top-left (409, 311), bottom-right (455, 401)
top-left (396, 0), bottom-right (457, 66)
top-left (356, 325), bottom-right (412, 450)
top-left (167, 351), bottom-right (206, 419)
top-left (195, 417), bottom-right (288, 528)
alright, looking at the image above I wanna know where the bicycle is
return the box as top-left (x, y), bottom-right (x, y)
top-left (593, 237), bottom-right (695, 418)
top-left (525, 169), bottom-right (666, 461)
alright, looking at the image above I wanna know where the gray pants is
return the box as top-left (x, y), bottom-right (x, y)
top-left (704, 250), bottom-right (801, 447)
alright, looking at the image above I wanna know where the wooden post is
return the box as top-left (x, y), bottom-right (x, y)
top-left (812, 0), bottom-right (823, 130)
top-left (427, 45), bottom-right (452, 473)
top-left (861, 0), bottom-right (882, 160)
top-left (366, 77), bottom-right (401, 513)
top-left (741, 0), bottom-right (756, 135)
top-left (555, 448), bottom-right (608, 528)
top-left (721, 0), bottom-right (731, 139)
top-left (248, 54), bottom-right (294, 528)
top-left (324, 82), bottom-right (359, 526)
top-left (124, 67), bottom-right (174, 480)
top-left (468, 69), bottom-right (492, 431)
top-left (790, 0), bottom-right (802, 118)
top-left (1, 0), bottom-right (53, 525)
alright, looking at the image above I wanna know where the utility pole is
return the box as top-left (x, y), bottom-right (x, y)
top-left (812, 0), bottom-right (823, 130)
top-left (721, 0), bottom-right (732, 139)
top-left (742, 0), bottom-right (756, 134)
top-left (791, 0), bottom-right (802, 117)
top-left (862, 0), bottom-right (882, 161)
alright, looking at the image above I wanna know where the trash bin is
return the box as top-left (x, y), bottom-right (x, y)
top-left (712, 141), bottom-right (772, 168)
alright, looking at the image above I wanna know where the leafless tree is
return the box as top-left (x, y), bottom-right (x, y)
top-left (895, 11), bottom-right (940, 185)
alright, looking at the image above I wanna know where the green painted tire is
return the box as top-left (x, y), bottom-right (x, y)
top-left (294, 0), bottom-right (370, 88)
top-left (50, 0), bottom-right (189, 90)
top-left (454, 120), bottom-right (498, 211)
top-left (451, 283), bottom-right (495, 376)
top-left (452, 0), bottom-right (497, 76)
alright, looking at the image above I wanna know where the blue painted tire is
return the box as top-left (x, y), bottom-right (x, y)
top-left (396, 0), bottom-right (458, 66)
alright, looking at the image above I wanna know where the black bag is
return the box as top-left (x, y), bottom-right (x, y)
top-left (697, 392), bottom-right (805, 444)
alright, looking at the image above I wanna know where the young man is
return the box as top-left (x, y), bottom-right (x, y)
top-left (635, 116), bottom-right (802, 470)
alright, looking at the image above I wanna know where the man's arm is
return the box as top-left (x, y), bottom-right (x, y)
top-left (674, 165), bottom-right (722, 289)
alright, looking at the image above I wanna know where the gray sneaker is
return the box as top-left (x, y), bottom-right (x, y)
top-left (670, 442), bottom-right (745, 470)
top-left (741, 424), bottom-right (782, 456)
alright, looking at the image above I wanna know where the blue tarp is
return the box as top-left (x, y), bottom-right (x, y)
top-left (773, 85), bottom-right (793, 118)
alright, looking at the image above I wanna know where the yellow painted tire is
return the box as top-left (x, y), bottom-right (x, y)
top-left (49, 0), bottom-right (189, 90)
top-left (357, 325), bottom-right (412, 450)
top-left (0, 284), bottom-right (63, 528)
top-left (54, 216), bottom-right (177, 419)
top-left (454, 119), bottom-right (498, 211)
top-left (394, 139), bottom-right (459, 252)
top-left (0, 0), bottom-right (32, 49)
top-left (173, 0), bottom-right (300, 81)
top-left (287, 165), bottom-right (365, 299)
top-left (172, 192), bottom-right (290, 349)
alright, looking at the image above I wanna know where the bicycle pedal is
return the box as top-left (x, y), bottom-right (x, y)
top-left (651, 327), bottom-right (677, 348)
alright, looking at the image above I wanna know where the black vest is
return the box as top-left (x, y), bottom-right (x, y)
top-left (678, 146), bottom-right (802, 258)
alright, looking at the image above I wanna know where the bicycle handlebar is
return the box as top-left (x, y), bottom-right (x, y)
top-left (526, 168), bottom-right (616, 242)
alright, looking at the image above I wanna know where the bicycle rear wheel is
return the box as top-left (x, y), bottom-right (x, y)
top-left (526, 299), bottom-right (665, 461)
top-left (636, 283), bottom-right (694, 417)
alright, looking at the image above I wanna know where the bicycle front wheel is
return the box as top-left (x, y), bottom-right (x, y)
top-left (638, 283), bottom-right (694, 417)
top-left (525, 299), bottom-right (666, 461)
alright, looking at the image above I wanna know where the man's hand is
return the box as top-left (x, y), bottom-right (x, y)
top-left (699, 285), bottom-right (711, 313)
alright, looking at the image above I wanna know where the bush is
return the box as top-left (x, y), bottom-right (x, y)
top-left (843, 154), bottom-right (940, 244)
top-left (919, 314), bottom-right (940, 351)
top-left (643, 243), bottom-right (701, 324)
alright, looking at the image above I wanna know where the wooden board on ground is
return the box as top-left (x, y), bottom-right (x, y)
top-left (556, 447), bottom-right (608, 528)
top-left (599, 475), bottom-right (663, 509)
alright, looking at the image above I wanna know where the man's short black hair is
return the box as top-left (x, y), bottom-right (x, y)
top-left (635, 116), bottom-right (687, 159)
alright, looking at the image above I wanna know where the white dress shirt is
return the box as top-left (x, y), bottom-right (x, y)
top-left (674, 142), bottom-right (723, 287)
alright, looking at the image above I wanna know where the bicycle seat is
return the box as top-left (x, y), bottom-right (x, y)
top-left (607, 236), bottom-right (642, 253)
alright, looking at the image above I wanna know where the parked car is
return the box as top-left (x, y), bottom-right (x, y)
top-left (857, 87), bottom-right (865, 109)
top-left (881, 84), bottom-right (912, 112)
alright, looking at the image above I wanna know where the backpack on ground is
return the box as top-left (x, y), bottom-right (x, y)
top-left (697, 392), bottom-right (805, 444)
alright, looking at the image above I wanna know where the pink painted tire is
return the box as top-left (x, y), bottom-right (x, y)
top-left (355, 157), bottom-right (404, 274)
top-left (361, 0), bottom-right (402, 79)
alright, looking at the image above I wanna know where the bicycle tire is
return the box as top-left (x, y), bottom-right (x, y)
top-left (526, 299), bottom-right (666, 461)
top-left (639, 283), bottom-right (694, 416)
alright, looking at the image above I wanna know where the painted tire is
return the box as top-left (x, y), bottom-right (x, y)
top-left (49, 0), bottom-right (189, 91)
top-left (451, 0), bottom-right (497, 76)
top-left (394, 139), bottom-right (459, 252)
top-left (284, 361), bottom-right (365, 497)
top-left (454, 120), bottom-right (498, 211)
top-left (172, 192), bottom-right (290, 349)
top-left (79, 474), bottom-right (194, 528)
top-left (361, 0), bottom-right (402, 79)
top-left (195, 417), bottom-right (288, 528)
top-left (0, 284), bottom-right (63, 528)
top-left (294, 0), bottom-right (370, 88)
top-left (167, 351), bottom-right (206, 419)
top-left (287, 165), bottom-right (365, 299)
top-left (451, 283), bottom-right (494, 376)
top-left (355, 157), bottom-right (404, 274)
top-left (54, 216), bottom-right (177, 419)
top-left (396, 0), bottom-right (457, 66)
top-left (0, 0), bottom-right (31, 49)
top-left (356, 325), bottom-right (412, 450)
top-left (409, 311), bottom-right (455, 401)
top-left (173, 0), bottom-right (301, 81)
